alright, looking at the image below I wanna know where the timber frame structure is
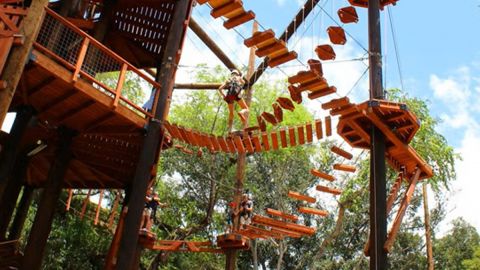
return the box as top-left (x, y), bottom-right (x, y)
top-left (0, 0), bottom-right (433, 269)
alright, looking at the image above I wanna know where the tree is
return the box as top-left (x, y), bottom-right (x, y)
top-left (463, 246), bottom-right (480, 270)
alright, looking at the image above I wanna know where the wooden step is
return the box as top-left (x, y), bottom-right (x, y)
top-left (305, 123), bottom-right (313, 143)
top-left (310, 169), bottom-right (336, 182)
top-left (211, 0), bottom-right (243, 18)
top-left (308, 59), bottom-right (323, 77)
top-left (331, 146), bottom-right (353, 160)
top-left (288, 70), bottom-right (318, 85)
top-left (261, 132), bottom-right (270, 151)
top-left (261, 112), bottom-right (277, 125)
top-left (321, 97), bottom-right (351, 110)
top-left (271, 228), bottom-right (302, 238)
top-left (315, 119), bottom-right (323, 139)
top-left (315, 45), bottom-right (336, 61)
top-left (244, 29), bottom-right (276, 47)
top-left (288, 127), bottom-right (296, 146)
top-left (325, 116), bottom-right (332, 136)
top-left (271, 131), bottom-right (279, 150)
top-left (287, 191), bottom-right (316, 203)
top-left (224, 10), bottom-right (255, 29)
top-left (279, 129), bottom-right (288, 148)
top-left (327, 26), bottom-right (347, 45)
top-left (252, 215), bottom-right (316, 236)
top-left (251, 135), bottom-right (262, 152)
top-left (276, 97), bottom-right (295, 111)
top-left (308, 86), bottom-right (336, 100)
top-left (333, 164), bottom-right (356, 173)
top-left (243, 135), bottom-right (255, 153)
top-left (297, 78), bottom-right (328, 93)
top-left (256, 41), bottom-right (286, 57)
top-left (338, 6), bottom-right (359, 24)
top-left (288, 85), bottom-right (302, 104)
top-left (273, 103), bottom-right (283, 122)
top-left (298, 207), bottom-right (328, 217)
top-left (266, 208), bottom-right (299, 222)
top-left (257, 115), bottom-right (266, 131)
top-left (297, 125), bottom-right (305, 145)
top-left (316, 185), bottom-right (342, 195)
top-left (268, 51), bottom-right (297, 68)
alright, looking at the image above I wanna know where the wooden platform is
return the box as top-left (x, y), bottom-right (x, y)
top-left (327, 99), bottom-right (432, 180)
top-left (216, 233), bottom-right (250, 250)
top-left (140, 238), bottom-right (223, 253)
top-left (7, 8), bottom-right (172, 189)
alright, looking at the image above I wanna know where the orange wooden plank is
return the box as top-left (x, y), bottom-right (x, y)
top-left (315, 119), bottom-right (323, 140)
top-left (224, 10), bottom-right (255, 29)
top-left (268, 51), bottom-right (297, 68)
top-left (297, 125), bottom-right (305, 145)
top-left (252, 215), bottom-right (316, 235)
top-left (333, 164), bottom-right (356, 173)
top-left (243, 135), bottom-right (255, 153)
top-left (279, 129), bottom-right (288, 148)
top-left (209, 135), bottom-right (221, 152)
top-left (316, 185), bottom-right (342, 195)
top-left (305, 123), bottom-right (313, 143)
top-left (298, 207), bottom-right (328, 217)
top-left (288, 127), bottom-right (296, 147)
top-left (261, 132), bottom-right (270, 151)
top-left (288, 70), bottom-right (317, 85)
top-left (270, 228), bottom-right (302, 238)
top-left (245, 225), bottom-right (284, 239)
top-left (331, 146), bottom-right (353, 160)
top-left (287, 191), bottom-right (316, 203)
top-left (308, 86), bottom-right (337, 100)
top-left (226, 137), bottom-right (237, 153)
top-left (217, 136), bottom-right (229, 153)
top-left (310, 169), bottom-right (336, 182)
top-left (266, 208), bottom-right (299, 222)
top-left (210, 0), bottom-right (243, 18)
top-left (321, 97), bottom-right (350, 110)
top-left (325, 116), bottom-right (332, 137)
top-left (270, 131), bottom-right (279, 150)
top-left (233, 135), bottom-right (246, 153)
top-left (251, 136), bottom-right (262, 152)
top-left (244, 29), bottom-right (276, 47)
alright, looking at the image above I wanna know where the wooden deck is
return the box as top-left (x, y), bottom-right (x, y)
top-left (7, 8), bottom-right (171, 189)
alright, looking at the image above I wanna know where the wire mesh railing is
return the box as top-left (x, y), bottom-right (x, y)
top-left (33, 8), bottom-right (160, 118)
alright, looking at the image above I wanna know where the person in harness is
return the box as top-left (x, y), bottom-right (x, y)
top-left (218, 69), bottom-right (249, 129)
top-left (239, 193), bottom-right (253, 229)
top-left (141, 189), bottom-right (167, 232)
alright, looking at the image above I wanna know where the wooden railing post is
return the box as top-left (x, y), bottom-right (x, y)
top-left (113, 63), bottom-right (127, 108)
top-left (72, 37), bottom-right (89, 82)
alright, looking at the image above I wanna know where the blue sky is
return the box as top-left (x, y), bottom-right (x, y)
top-left (176, 0), bottom-right (480, 233)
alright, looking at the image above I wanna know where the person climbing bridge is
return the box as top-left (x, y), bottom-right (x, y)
top-left (239, 193), bottom-right (253, 229)
top-left (218, 69), bottom-right (249, 129)
top-left (226, 201), bottom-right (238, 233)
top-left (141, 189), bottom-right (167, 232)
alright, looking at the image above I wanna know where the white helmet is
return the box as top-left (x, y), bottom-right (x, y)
top-left (231, 69), bottom-right (241, 76)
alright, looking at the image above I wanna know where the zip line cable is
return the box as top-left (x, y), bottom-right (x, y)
top-left (387, 6), bottom-right (406, 92)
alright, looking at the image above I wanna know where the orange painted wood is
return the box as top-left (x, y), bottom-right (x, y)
top-left (386, 173), bottom-right (403, 214)
top-left (113, 63), bottom-right (128, 108)
top-left (279, 129), bottom-right (288, 148)
top-left (243, 135), bottom-right (255, 153)
top-left (66, 189), bottom-right (73, 211)
top-left (296, 78), bottom-right (327, 93)
top-left (287, 191), bottom-right (316, 203)
top-left (252, 215), bottom-right (316, 235)
top-left (333, 164), bottom-right (356, 173)
top-left (245, 225), bottom-right (284, 239)
top-left (217, 136), bottom-right (230, 153)
top-left (305, 123), bottom-right (313, 143)
top-left (338, 6), bottom-right (359, 24)
top-left (384, 169), bottom-right (420, 252)
top-left (262, 112), bottom-right (277, 125)
top-left (327, 26), bottom-right (347, 45)
top-left (288, 85), bottom-right (302, 104)
top-left (288, 127), bottom-right (296, 147)
top-left (94, 190), bottom-right (104, 225)
top-left (330, 104), bottom-right (357, 116)
top-left (315, 45), bottom-right (336, 61)
top-left (261, 132), bottom-right (270, 151)
top-left (316, 185), bottom-right (342, 195)
top-left (297, 125), bottom-right (305, 145)
top-left (325, 116), bottom-right (332, 136)
top-left (321, 97), bottom-right (351, 110)
top-left (331, 146), bottom-right (353, 160)
top-left (288, 71), bottom-right (317, 85)
top-left (196, 0), bottom-right (209, 4)
top-left (271, 131), bottom-right (279, 150)
top-left (298, 207), bottom-right (328, 217)
top-left (308, 59), bottom-right (323, 77)
top-left (271, 228), bottom-right (302, 238)
top-left (211, 0), bottom-right (243, 18)
top-left (276, 97), bottom-right (295, 111)
top-left (224, 10), bottom-right (255, 29)
top-left (233, 135), bottom-right (246, 153)
top-left (80, 189), bottom-right (91, 219)
top-left (209, 135), bottom-right (221, 152)
top-left (308, 86), bottom-right (336, 100)
top-left (256, 41), bottom-right (286, 58)
top-left (268, 51), bottom-right (297, 68)
top-left (266, 208), bottom-right (299, 222)
top-left (251, 136), bottom-right (262, 152)
top-left (244, 29), bottom-right (276, 47)
top-left (315, 119), bottom-right (323, 139)
top-left (72, 38), bottom-right (90, 82)
top-left (310, 169), bottom-right (336, 182)
top-left (273, 103), bottom-right (283, 122)
top-left (226, 137), bottom-right (237, 153)
top-left (257, 115), bottom-right (267, 131)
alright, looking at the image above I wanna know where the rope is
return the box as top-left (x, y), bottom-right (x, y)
top-left (387, 6), bottom-right (405, 92)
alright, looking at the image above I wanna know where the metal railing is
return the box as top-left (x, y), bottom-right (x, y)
top-left (33, 8), bottom-right (160, 119)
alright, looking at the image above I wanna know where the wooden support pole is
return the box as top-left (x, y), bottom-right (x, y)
top-left (105, 207), bottom-right (127, 270)
top-left (384, 169), bottom-right (420, 253)
top-left (80, 189), bottom-right (91, 220)
top-left (8, 186), bottom-right (33, 240)
top-left (0, 106), bottom-right (34, 199)
top-left (94, 190), bottom-right (104, 225)
top-left (188, 17), bottom-right (238, 71)
top-left (423, 182), bottom-right (434, 270)
top-left (22, 127), bottom-right (75, 270)
top-left (174, 83), bottom-right (222, 90)
top-left (108, 191), bottom-right (121, 229)
top-left (0, 154), bottom-right (29, 240)
top-left (115, 1), bottom-right (193, 269)
top-left (65, 189), bottom-right (73, 211)
top-left (0, 0), bottom-right (49, 126)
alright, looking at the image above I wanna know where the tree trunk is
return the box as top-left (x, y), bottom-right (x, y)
top-left (251, 239), bottom-right (258, 270)
top-left (276, 240), bottom-right (286, 270)
top-left (423, 182), bottom-right (434, 270)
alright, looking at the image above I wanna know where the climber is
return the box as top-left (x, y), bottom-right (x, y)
top-left (218, 69), bottom-right (249, 129)
top-left (141, 189), bottom-right (167, 232)
top-left (239, 193), bottom-right (253, 229)
top-left (226, 201), bottom-right (239, 233)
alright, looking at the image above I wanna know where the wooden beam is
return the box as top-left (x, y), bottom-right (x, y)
top-left (252, 215), bottom-right (315, 236)
top-left (331, 145), bottom-right (353, 160)
top-left (174, 83), bottom-right (221, 90)
top-left (287, 190), bottom-right (316, 203)
top-left (310, 169), bottom-right (335, 182)
top-left (22, 127), bottom-right (75, 270)
top-left (0, 0), bottom-right (50, 126)
top-left (333, 164), bottom-right (356, 173)
top-left (298, 207), bottom-right (328, 217)
top-left (265, 208), bottom-right (299, 222)
top-left (8, 186), bottom-right (33, 240)
top-left (316, 185), bottom-right (342, 195)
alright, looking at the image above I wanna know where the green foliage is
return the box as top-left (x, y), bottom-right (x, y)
top-left (95, 71), bottom-right (146, 105)
top-left (434, 218), bottom-right (480, 270)
top-left (463, 246), bottom-right (480, 270)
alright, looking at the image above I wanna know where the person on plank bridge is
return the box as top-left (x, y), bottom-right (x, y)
top-left (141, 189), bottom-right (167, 232)
top-left (239, 193), bottom-right (253, 229)
top-left (226, 201), bottom-right (239, 233)
top-left (218, 69), bottom-right (249, 129)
